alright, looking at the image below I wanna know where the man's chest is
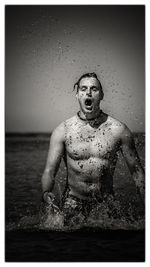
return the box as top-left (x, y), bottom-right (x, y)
top-left (65, 125), bottom-right (120, 160)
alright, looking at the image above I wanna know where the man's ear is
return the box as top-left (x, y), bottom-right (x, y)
top-left (74, 84), bottom-right (78, 93)
top-left (76, 92), bottom-right (79, 100)
top-left (100, 90), bottom-right (104, 100)
top-left (74, 84), bottom-right (79, 99)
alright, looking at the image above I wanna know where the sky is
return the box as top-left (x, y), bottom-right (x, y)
top-left (5, 5), bottom-right (145, 133)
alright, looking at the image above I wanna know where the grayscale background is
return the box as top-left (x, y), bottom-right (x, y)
top-left (5, 5), bottom-right (145, 133)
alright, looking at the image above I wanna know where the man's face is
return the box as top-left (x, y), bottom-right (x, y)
top-left (76, 77), bottom-right (103, 115)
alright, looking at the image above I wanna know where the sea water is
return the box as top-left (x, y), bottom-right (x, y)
top-left (5, 133), bottom-right (145, 261)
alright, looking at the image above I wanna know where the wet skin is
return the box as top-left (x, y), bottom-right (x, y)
top-left (65, 113), bottom-right (120, 199)
top-left (42, 77), bottom-right (144, 204)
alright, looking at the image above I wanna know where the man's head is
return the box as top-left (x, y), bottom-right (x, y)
top-left (74, 73), bottom-right (104, 117)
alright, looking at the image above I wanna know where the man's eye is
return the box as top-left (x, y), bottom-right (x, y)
top-left (92, 87), bottom-right (98, 92)
top-left (80, 87), bottom-right (86, 91)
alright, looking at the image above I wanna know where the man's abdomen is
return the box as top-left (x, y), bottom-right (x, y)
top-left (67, 157), bottom-right (114, 199)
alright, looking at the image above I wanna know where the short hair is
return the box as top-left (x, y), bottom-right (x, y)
top-left (73, 72), bottom-right (103, 93)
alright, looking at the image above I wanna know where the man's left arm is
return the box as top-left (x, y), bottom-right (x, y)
top-left (120, 125), bottom-right (145, 203)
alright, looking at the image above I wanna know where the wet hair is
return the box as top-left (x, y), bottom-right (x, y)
top-left (73, 72), bottom-right (103, 93)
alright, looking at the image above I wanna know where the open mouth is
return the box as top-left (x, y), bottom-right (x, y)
top-left (85, 99), bottom-right (92, 106)
top-left (84, 98), bottom-right (93, 110)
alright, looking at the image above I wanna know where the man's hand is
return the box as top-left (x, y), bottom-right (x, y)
top-left (42, 191), bottom-right (60, 213)
top-left (43, 191), bottom-right (55, 204)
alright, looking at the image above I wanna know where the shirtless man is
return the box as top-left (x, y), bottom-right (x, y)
top-left (41, 73), bottom-right (144, 224)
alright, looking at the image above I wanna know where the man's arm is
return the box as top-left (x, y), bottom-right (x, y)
top-left (41, 122), bottom-right (65, 203)
top-left (120, 125), bottom-right (145, 203)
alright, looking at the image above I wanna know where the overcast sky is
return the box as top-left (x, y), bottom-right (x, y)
top-left (5, 5), bottom-right (145, 133)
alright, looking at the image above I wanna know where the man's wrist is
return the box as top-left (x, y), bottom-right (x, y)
top-left (42, 191), bottom-right (48, 201)
top-left (42, 191), bottom-right (55, 202)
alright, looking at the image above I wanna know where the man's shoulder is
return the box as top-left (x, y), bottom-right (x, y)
top-left (65, 115), bottom-right (77, 125)
top-left (51, 121), bottom-right (66, 142)
top-left (51, 115), bottom-right (77, 140)
top-left (107, 115), bottom-right (125, 128)
top-left (106, 114), bottom-right (131, 137)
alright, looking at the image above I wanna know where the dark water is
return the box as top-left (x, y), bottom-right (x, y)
top-left (5, 229), bottom-right (145, 262)
top-left (5, 133), bottom-right (145, 262)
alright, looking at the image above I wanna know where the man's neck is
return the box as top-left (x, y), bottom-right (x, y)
top-left (78, 109), bottom-right (102, 121)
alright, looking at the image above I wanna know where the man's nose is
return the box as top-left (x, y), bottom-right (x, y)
top-left (86, 88), bottom-right (92, 96)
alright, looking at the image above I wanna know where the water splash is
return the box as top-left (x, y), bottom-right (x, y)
top-left (39, 201), bottom-right (64, 230)
top-left (6, 196), bottom-right (144, 232)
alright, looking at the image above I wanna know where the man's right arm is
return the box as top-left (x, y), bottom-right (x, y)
top-left (41, 122), bottom-right (65, 203)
